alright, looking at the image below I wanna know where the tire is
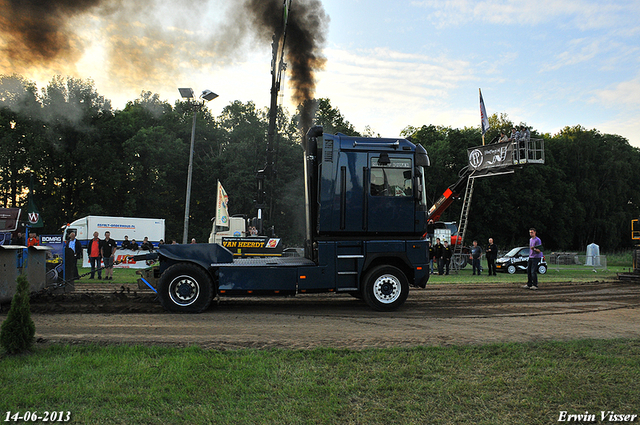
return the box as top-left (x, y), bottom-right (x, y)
top-left (452, 254), bottom-right (468, 269)
top-left (158, 263), bottom-right (214, 313)
top-left (362, 265), bottom-right (409, 312)
top-left (537, 264), bottom-right (547, 274)
top-left (507, 264), bottom-right (517, 274)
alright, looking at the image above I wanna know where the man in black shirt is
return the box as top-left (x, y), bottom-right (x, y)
top-left (141, 237), bottom-right (153, 251)
top-left (434, 238), bottom-right (444, 275)
top-left (442, 240), bottom-right (452, 275)
top-left (101, 231), bottom-right (118, 281)
top-left (121, 235), bottom-right (132, 250)
top-left (486, 237), bottom-right (497, 276)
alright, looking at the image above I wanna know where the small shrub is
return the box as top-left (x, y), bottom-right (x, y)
top-left (0, 273), bottom-right (36, 354)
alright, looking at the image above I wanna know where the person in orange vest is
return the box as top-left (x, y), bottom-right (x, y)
top-left (87, 231), bottom-right (102, 280)
top-left (27, 232), bottom-right (39, 247)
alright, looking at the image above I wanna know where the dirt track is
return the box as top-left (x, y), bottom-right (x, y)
top-left (7, 279), bottom-right (639, 349)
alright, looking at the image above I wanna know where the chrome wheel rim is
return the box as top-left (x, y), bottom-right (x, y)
top-left (169, 274), bottom-right (200, 306)
top-left (373, 274), bottom-right (401, 304)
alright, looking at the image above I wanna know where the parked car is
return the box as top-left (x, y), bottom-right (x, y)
top-left (495, 246), bottom-right (547, 274)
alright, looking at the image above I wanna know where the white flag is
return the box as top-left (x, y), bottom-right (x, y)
top-left (215, 181), bottom-right (230, 227)
top-left (479, 89), bottom-right (491, 135)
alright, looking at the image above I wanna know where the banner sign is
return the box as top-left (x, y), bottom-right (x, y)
top-left (215, 181), bottom-right (230, 227)
top-left (27, 197), bottom-right (43, 228)
top-left (27, 174), bottom-right (43, 228)
top-left (39, 235), bottom-right (65, 284)
top-left (467, 141), bottom-right (517, 178)
top-left (221, 237), bottom-right (283, 256)
top-left (81, 249), bottom-right (153, 269)
top-left (0, 208), bottom-right (21, 232)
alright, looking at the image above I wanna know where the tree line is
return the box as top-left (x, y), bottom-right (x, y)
top-left (1, 74), bottom-right (639, 251)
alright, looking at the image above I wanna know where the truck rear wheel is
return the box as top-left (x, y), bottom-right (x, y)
top-left (362, 265), bottom-right (409, 312)
top-left (158, 263), bottom-right (214, 313)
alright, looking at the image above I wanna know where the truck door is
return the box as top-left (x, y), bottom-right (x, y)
top-left (367, 155), bottom-right (415, 233)
top-left (336, 151), bottom-right (366, 232)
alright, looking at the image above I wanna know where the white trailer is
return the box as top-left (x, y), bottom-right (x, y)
top-left (63, 216), bottom-right (165, 269)
top-left (64, 216), bottom-right (165, 247)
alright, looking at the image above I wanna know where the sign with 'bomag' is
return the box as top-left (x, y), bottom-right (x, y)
top-left (221, 237), bottom-right (283, 257)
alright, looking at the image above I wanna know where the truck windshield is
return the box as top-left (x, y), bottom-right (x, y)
top-left (370, 158), bottom-right (412, 197)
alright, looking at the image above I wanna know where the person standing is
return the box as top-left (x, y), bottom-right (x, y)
top-left (434, 238), bottom-right (444, 275)
top-left (526, 228), bottom-right (543, 290)
top-left (470, 240), bottom-right (482, 275)
top-left (11, 232), bottom-right (25, 246)
top-left (101, 231), bottom-right (117, 281)
top-left (27, 232), bottom-right (39, 247)
top-left (486, 237), bottom-right (497, 276)
top-left (65, 232), bottom-right (83, 281)
top-left (87, 231), bottom-right (102, 280)
top-left (442, 240), bottom-right (452, 275)
top-left (428, 242), bottom-right (435, 274)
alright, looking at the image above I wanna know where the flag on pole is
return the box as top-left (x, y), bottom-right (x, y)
top-left (27, 174), bottom-right (43, 228)
top-left (479, 88), bottom-right (491, 136)
top-left (215, 181), bottom-right (230, 228)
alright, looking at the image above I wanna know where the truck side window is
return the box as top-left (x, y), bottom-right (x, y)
top-left (370, 158), bottom-right (412, 197)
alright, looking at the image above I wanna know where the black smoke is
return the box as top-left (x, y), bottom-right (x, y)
top-left (0, 0), bottom-right (102, 64)
top-left (0, 0), bottom-right (329, 131)
top-left (242, 0), bottom-right (328, 133)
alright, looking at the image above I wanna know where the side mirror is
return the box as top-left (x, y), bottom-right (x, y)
top-left (414, 176), bottom-right (423, 201)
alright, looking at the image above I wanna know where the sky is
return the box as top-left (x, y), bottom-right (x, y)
top-left (2, 0), bottom-right (639, 147)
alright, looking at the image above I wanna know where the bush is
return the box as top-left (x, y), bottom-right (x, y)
top-left (0, 273), bottom-right (36, 354)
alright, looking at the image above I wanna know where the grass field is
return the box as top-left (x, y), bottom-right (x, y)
top-left (1, 340), bottom-right (639, 424)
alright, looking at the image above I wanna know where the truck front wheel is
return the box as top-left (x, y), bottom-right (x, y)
top-left (158, 263), bottom-right (214, 313)
top-left (362, 265), bottom-right (409, 312)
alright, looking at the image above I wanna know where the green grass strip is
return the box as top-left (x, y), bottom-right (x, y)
top-left (1, 339), bottom-right (639, 424)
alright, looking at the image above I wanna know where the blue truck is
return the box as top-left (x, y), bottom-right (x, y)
top-left (151, 126), bottom-right (431, 312)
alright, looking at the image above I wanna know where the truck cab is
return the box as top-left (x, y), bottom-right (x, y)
top-left (153, 127), bottom-right (430, 313)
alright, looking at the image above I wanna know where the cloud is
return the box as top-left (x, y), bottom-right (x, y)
top-left (315, 47), bottom-right (476, 136)
top-left (409, 0), bottom-right (640, 30)
top-left (540, 38), bottom-right (603, 72)
top-left (593, 74), bottom-right (640, 107)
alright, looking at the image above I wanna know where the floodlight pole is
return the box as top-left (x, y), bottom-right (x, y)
top-left (183, 109), bottom-right (198, 244)
top-left (179, 88), bottom-right (218, 244)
